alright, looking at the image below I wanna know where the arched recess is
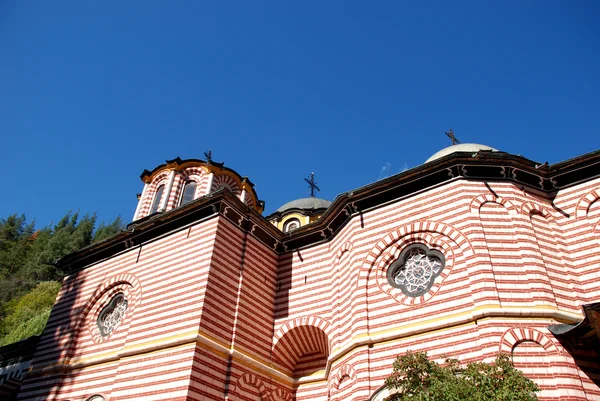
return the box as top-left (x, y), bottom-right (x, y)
top-left (65, 273), bottom-right (142, 360)
top-left (329, 364), bottom-right (357, 401)
top-left (521, 202), bottom-right (574, 309)
top-left (575, 188), bottom-right (600, 219)
top-left (272, 324), bottom-right (330, 378)
top-left (499, 327), bottom-right (561, 355)
top-left (273, 315), bottom-right (332, 344)
top-left (334, 241), bottom-right (354, 262)
top-left (469, 194), bottom-right (519, 216)
top-left (231, 372), bottom-right (268, 401)
top-left (499, 327), bottom-right (567, 399)
top-left (478, 199), bottom-right (532, 307)
top-left (211, 171), bottom-right (241, 195)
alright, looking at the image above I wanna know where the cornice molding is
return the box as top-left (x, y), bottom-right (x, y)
top-left (58, 150), bottom-right (600, 271)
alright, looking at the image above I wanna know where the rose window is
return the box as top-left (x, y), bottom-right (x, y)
top-left (387, 244), bottom-right (445, 297)
top-left (97, 293), bottom-right (128, 337)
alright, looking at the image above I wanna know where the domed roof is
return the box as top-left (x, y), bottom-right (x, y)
top-left (425, 143), bottom-right (498, 163)
top-left (275, 197), bottom-right (332, 213)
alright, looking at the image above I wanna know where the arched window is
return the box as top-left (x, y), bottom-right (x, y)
top-left (97, 293), bottom-right (128, 337)
top-left (179, 181), bottom-right (197, 206)
top-left (284, 218), bottom-right (301, 233)
top-left (386, 244), bottom-right (445, 297)
top-left (150, 184), bottom-right (165, 214)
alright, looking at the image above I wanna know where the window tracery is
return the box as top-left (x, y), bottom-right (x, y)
top-left (97, 293), bottom-right (128, 337)
top-left (387, 244), bottom-right (445, 297)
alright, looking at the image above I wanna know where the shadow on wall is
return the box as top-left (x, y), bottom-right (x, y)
top-left (18, 271), bottom-right (87, 400)
top-left (274, 252), bottom-right (292, 320)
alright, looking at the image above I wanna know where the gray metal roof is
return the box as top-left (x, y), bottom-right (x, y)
top-left (275, 197), bottom-right (332, 213)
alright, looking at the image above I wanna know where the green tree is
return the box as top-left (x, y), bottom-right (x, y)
top-left (385, 351), bottom-right (539, 401)
top-left (0, 212), bottom-right (125, 345)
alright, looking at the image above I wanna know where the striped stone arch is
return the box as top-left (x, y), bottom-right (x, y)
top-left (66, 273), bottom-right (142, 356)
top-left (520, 201), bottom-right (552, 218)
top-left (266, 388), bottom-right (293, 401)
top-left (174, 167), bottom-right (206, 201)
top-left (139, 170), bottom-right (171, 216)
top-left (211, 172), bottom-right (241, 195)
top-left (357, 220), bottom-right (474, 290)
top-left (333, 241), bottom-right (354, 265)
top-left (575, 188), bottom-right (600, 219)
top-left (244, 190), bottom-right (255, 208)
top-left (372, 232), bottom-right (456, 306)
top-left (233, 372), bottom-right (268, 399)
top-left (330, 363), bottom-right (357, 391)
top-left (273, 315), bottom-right (332, 347)
top-left (469, 194), bottom-right (519, 215)
top-left (499, 327), bottom-right (561, 356)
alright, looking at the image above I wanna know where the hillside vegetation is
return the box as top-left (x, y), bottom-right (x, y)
top-left (0, 212), bottom-right (124, 346)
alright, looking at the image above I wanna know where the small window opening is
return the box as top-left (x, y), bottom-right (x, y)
top-left (150, 184), bottom-right (165, 214)
top-left (284, 218), bottom-right (301, 233)
top-left (179, 181), bottom-right (197, 206)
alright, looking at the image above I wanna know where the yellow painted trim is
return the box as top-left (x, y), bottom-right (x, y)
top-left (30, 306), bottom-right (582, 386)
top-left (278, 213), bottom-right (305, 231)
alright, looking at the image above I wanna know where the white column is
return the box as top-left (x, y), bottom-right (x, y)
top-left (161, 170), bottom-right (176, 211)
top-left (206, 172), bottom-right (215, 195)
top-left (133, 183), bottom-right (149, 221)
top-left (239, 188), bottom-right (247, 204)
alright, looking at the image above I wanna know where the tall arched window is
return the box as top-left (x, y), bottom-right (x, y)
top-left (179, 181), bottom-right (197, 206)
top-left (150, 184), bottom-right (165, 214)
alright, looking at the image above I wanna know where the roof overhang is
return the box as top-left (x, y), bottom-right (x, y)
top-left (56, 149), bottom-right (600, 271)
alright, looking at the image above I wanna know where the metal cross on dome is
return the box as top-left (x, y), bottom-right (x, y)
top-left (445, 128), bottom-right (460, 145)
top-left (304, 172), bottom-right (320, 198)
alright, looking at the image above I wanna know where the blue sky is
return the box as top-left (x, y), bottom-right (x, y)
top-left (1, 1), bottom-right (599, 228)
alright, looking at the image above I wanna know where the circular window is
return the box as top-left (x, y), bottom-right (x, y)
top-left (283, 218), bottom-right (301, 233)
top-left (386, 244), bottom-right (445, 297)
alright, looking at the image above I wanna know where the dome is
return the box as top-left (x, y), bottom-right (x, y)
top-left (425, 143), bottom-right (498, 163)
top-left (275, 197), bottom-right (332, 213)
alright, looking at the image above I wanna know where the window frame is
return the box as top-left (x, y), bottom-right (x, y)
top-left (386, 244), bottom-right (445, 297)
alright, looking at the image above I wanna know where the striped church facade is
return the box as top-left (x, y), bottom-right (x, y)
top-left (15, 149), bottom-right (600, 400)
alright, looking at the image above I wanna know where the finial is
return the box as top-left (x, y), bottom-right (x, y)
top-left (304, 172), bottom-right (320, 198)
top-left (445, 128), bottom-right (460, 145)
top-left (204, 149), bottom-right (213, 164)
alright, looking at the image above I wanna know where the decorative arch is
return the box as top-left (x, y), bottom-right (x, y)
top-left (139, 170), bottom-right (171, 217)
top-left (273, 315), bottom-right (332, 345)
top-left (266, 388), bottom-right (293, 401)
top-left (520, 201), bottom-right (552, 218)
top-left (334, 241), bottom-right (354, 263)
top-left (499, 327), bottom-right (561, 356)
top-left (211, 171), bottom-right (242, 195)
top-left (357, 220), bottom-right (474, 290)
top-left (233, 372), bottom-right (268, 399)
top-left (331, 363), bottom-right (357, 390)
top-left (173, 167), bottom-right (206, 204)
top-left (66, 273), bottom-right (142, 358)
top-left (575, 188), bottom-right (600, 219)
top-left (272, 322), bottom-right (331, 376)
top-left (469, 194), bottom-right (518, 215)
